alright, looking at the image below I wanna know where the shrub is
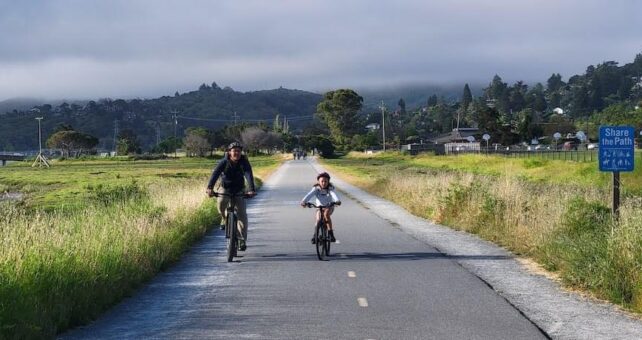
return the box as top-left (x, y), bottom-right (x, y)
top-left (539, 198), bottom-right (612, 288)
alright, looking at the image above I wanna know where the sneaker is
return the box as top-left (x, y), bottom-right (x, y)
top-left (219, 224), bottom-right (225, 230)
top-left (329, 231), bottom-right (336, 243)
top-left (239, 240), bottom-right (247, 251)
top-left (311, 236), bottom-right (316, 244)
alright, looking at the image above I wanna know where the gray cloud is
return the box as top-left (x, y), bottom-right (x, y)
top-left (0, 0), bottom-right (640, 100)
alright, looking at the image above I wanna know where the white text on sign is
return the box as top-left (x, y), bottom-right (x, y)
top-left (601, 128), bottom-right (633, 146)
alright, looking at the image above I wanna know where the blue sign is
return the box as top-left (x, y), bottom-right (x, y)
top-left (599, 126), bottom-right (635, 172)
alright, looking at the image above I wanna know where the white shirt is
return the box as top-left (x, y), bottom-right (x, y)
top-left (301, 185), bottom-right (340, 206)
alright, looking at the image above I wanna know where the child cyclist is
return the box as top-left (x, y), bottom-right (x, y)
top-left (300, 172), bottom-right (341, 243)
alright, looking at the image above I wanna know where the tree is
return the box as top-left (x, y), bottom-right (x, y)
top-left (240, 126), bottom-right (266, 155)
top-left (116, 129), bottom-right (141, 155)
top-left (183, 133), bottom-right (210, 157)
top-left (46, 130), bottom-right (98, 157)
top-left (351, 132), bottom-right (379, 151)
top-left (273, 114), bottom-right (282, 132)
top-left (509, 81), bottom-right (527, 112)
top-left (398, 98), bottom-right (406, 114)
top-left (527, 83), bottom-right (547, 112)
top-left (461, 84), bottom-right (473, 111)
top-left (485, 75), bottom-right (510, 113)
top-left (478, 107), bottom-right (501, 143)
top-left (427, 94), bottom-right (438, 107)
top-left (547, 73), bottom-right (564, 93)
top-left (316, 89), bottom-right (363, 147)
top-left (240, 126), bottom-right (282, 155)
top-left (516, 109), bottom-right (535, 142)
top-left (302, 135), bottom-right (335, 157)
top-left (153, 137), bottom-right (182, 154)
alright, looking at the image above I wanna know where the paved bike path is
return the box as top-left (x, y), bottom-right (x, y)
top-left (311, 159), bottom-right (642, 340)
top-left (63, 160), bottom-right (547, 339)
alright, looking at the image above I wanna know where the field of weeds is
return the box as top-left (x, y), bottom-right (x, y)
top-left (0, 155), bottom-right (280, 339)
top-left (322, 152), bottom-right (642, 313)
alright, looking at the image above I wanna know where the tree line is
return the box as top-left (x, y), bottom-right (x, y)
top-left (4, 52), bottom-right (642, 155)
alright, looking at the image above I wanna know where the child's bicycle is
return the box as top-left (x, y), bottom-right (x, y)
top-left (211, 192), bottom-right (251, 262)
top-left (305, 202), bottom-right (337, 261)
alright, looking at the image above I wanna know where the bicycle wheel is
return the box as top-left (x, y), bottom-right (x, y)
top-left (315, 220), bottom-right (325, 261)
top-left (227, 213), bottom-right (237, 262)
top-left (324, 227), bottom-right (331, 257)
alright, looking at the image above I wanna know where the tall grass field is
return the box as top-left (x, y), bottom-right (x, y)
top-left (0, 155), bottom-right (280, 339)
top-left (322, 151), bottom-right (642, 314)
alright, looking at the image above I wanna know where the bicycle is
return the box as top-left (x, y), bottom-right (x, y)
top-left (305, 202), bottom-right (337, 261)
top-left (211, 192), bottom-right (251, 262)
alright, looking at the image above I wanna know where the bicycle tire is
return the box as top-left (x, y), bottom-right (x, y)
top-left (324, 227), bottom-right (331, 257)
top-left (227, 213), bottom-right (237, 262)
top-left (315, 220), bottom-right (325, 261)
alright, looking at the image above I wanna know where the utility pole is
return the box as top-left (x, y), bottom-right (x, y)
top-left (156, 121), bottom-right (161, 146)
top-left (172, 111), bottom-right (178, 158)
top-left (233, 111), bottom-right (239, 126)
top-left (380, 100), bottom-right (386, 152)
top-left (32, 117), bottom-right (50, 168)
top-left (113, 119), bottom-right (119, 155)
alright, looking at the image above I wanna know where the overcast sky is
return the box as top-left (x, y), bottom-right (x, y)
top-left (0, 0), bottom-right (641, 101)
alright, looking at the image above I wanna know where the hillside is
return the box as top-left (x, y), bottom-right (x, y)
top-left (0, 84), bottom-right (323, 151)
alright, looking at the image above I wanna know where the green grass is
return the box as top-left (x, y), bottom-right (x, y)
top-left (0, 156), bottom-right (279, 211)
top-left (321, 151), bottom-right (642, 314)
top-left (0, 155), bottom-right (281, 339)
top-left (325, 151), bottom-right (642, 193)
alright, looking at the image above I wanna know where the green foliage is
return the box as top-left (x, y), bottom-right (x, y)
top-left (116, 129), bottom-right (141, 155)
top-left (323, 152), bottom-right (642, 312)
top-left (316, 89), bottom-right (364, 147)
top-left (46, 129), bottom-right (99, 157)
top-left (301, 135), bottom-right (335, 157)
top-left (461, 83), bottom-right (473, 111)
top-left (350, 132), bottom-right (379, 151)
top-left (151, 137), bottom-right (182, 154)
top-left (0, 85), bottom-right (322, 151)
top-left (183, 127), bottom-right (211, 157)
top-left (0, 156), bottom-right (279, 338)
top-left (540, 198), bottom-right (611, 286)
top-left (87, 181), bottom-right (148, 206)
top-left (521, 158), bottom-right (547, 169)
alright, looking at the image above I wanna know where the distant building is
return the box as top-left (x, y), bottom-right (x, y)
top-left (429, 128), bottom-right (479, 144)
top-left (365, 123), bottom-right (380, 131)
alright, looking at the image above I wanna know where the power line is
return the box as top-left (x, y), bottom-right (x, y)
top-left (175, 114), bottom-right (315, 123)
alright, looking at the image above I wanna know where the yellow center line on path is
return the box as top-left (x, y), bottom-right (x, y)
top-left (348, 271), bottom-right (356, 278)
top-left (357, 297), bottom-right (369, 307)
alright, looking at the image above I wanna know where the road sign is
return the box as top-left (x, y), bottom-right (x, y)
top-left (599, 126), bottom-right (634, 172)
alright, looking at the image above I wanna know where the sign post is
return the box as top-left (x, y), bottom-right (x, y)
top-left (599, 126), bottom-right (635, 218)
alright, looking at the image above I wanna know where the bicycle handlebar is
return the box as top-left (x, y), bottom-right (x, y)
top-left (305, 202), bottom-right (339, 208)
top-left (210, 192), bottom-right (253, 198)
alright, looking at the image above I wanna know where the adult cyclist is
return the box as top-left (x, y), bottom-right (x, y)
top-left (206, 142), bottom-right (256, 251)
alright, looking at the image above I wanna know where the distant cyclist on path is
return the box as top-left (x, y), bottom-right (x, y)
top-left (206, 142), bottom-right (256, 251)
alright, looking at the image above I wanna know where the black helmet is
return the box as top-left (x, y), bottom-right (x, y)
top-left (227, 142), bottom-right (243, 151)
top-left (316, 172), bottom-right (331, 180)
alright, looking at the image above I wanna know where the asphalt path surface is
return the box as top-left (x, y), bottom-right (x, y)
top-left (63, 160), bottom-right (548, 339)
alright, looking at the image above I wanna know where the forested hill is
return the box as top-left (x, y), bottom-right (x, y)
top-left (0, 84), bottom-right (323, 151)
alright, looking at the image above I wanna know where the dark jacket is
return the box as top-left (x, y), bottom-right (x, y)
top-left (206, 154), bottom-right (255, 193)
